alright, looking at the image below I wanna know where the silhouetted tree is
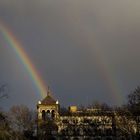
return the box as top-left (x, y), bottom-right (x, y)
top-left (9, 105), bottom-right (36, 139)
top-left (39, 119), bottom-right (58, 140)
top-left (0, 85), bottom-right (13, 139)
top-left (60, 107), bottom-right (70, 116)
top-left (127, 86), bottom-right (140, 115)
top-left (0, 112), bottom-right (13, 140)
top-left (126, 86), bottom-right (140, 136)
top-left (0, 84), bottom-right (8, 100)
top-left (88, 101), bottom-right (101, 109)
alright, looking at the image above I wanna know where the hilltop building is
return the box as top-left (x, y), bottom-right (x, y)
top-left (37, 90), bottom-right (59, 121)
top-left (37, 90), bottom-right (138, 140)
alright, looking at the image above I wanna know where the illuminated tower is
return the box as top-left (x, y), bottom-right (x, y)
top-left (37, 89), bottom-right (59, 121)
top-left (37, 89), bottom-right (59, 138)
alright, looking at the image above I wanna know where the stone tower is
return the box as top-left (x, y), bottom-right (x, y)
top-left (37, 89), bottom-right (59, 121)
top-left (37, 89), bottom-right (59, 139)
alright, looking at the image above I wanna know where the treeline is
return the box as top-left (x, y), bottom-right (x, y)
top-left (60, 86), bottom-right (140, 116)
top-left (0, 105), bottom-right (36, 140)
top-left (0, 85), bottom-right (37, 140)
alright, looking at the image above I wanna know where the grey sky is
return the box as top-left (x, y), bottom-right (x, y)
top-left (0, 0), bottom-right (140, 109)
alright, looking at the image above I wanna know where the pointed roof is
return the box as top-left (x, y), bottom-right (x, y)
top-left (41, 88), bottom-right (56, 105)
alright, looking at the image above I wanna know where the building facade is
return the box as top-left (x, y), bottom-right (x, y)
top-left (37, 91), bottom-right (138, 140)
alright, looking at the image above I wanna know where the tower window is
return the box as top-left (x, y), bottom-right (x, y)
top-left (46, 110), bottom-right (51, 119)
top-left (42, 110), bottom-right (46, 121)
top-left (52, 110), bottom-right (55, 118)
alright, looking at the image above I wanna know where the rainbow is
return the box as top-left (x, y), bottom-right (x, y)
top-left (0, 22), bottom-right (47, 98)
top-left (92, 46), bottom-right (123, 105)
top-left (0, 21), bottom-right (123, 105)
top-left (83, 30), bottom-right (123, 105)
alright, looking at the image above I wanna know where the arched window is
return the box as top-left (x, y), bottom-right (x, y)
top-left (46, 110), bottom-right (51, 119)
top-left (42, 110), bottom-right (46, 121)
top-left (52, 110), bottom-right (55, 118)
top-left (47, 110), bottom-right (50, 114)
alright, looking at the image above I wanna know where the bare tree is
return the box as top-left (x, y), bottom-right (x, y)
top-left (0, 84), bottom-right (8, 99)
top-left (127, 86), bottom-right (140, 115)
top-left (9, 105), bottom-right (36, 138)
top-left (126, 86), bottom-right (140, 136)
top-left (0, 112), bottom-right (14, 140)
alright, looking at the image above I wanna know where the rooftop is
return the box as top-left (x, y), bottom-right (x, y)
top-left (40, 89), bottom-right (57, 105)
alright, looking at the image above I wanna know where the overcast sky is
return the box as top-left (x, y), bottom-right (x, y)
top-left (0, 0), bottom-right (140, 109)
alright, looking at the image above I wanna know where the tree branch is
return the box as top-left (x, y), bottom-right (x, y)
top-left (0, 84), bottom-right (8, 99)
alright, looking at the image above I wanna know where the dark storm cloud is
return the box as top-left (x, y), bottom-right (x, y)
top-left (0, 0), bottom-right (140, 109)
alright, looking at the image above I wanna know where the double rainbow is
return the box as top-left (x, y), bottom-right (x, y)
top-left (0, 21), bottom-right (123, 105)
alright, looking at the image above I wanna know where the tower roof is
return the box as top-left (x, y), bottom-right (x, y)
top-left (41, 89), bottom-right (56, 105)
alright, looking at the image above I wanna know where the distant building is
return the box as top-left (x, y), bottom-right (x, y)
top-left (69, 106), bottom-right (77, 113)
top-left (37, 90), bottom-right (138, 140)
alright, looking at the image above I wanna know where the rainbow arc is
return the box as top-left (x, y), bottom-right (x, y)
top-left (0, 21), bottom-right (123, 104)
top-left (0, 22), bottom-right (47, 98)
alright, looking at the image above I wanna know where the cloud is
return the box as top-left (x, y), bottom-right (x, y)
top-left (0, 0), bottom-right (140, 108)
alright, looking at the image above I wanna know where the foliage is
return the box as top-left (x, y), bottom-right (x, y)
top-left (127, 86), bottom-right (140, 115)
top-left (60, 107), bottom-right (70, 116)
top-left (9, 105), bottom-right (36, 132)
top-left (0, 112), bottom-right (14, 140)
top-left (88, 101), bottom-right (112, 111)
